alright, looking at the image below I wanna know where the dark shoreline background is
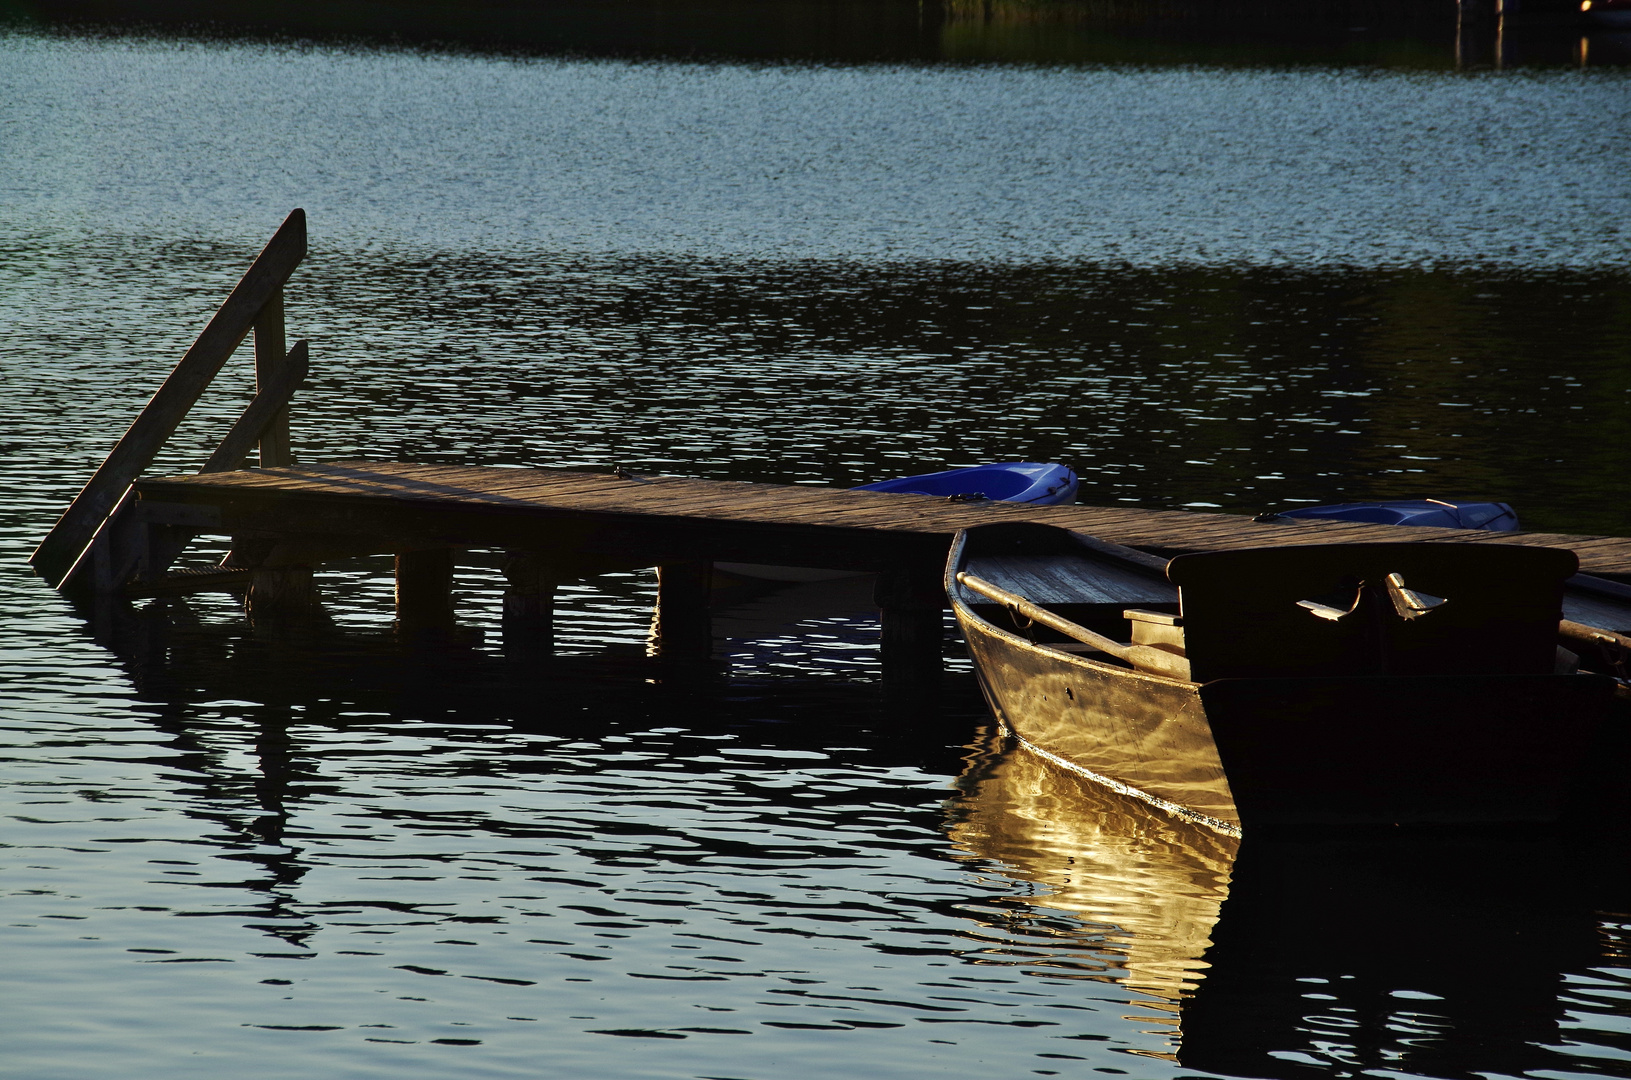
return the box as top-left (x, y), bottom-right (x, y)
top-left (4, 0), bottom-right (1618, 67)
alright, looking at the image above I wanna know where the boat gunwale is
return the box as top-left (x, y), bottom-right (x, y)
top-left (1003, 729), bottom-right (1244, 838)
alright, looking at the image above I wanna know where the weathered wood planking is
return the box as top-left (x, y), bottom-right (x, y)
top-left (130, 461), bottom-right (1631, 578)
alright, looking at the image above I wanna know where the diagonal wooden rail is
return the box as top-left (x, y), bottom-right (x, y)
top-left (59, 339), bottom-right (311, 595)
top-left (30, 210), bottom-right (307, 588)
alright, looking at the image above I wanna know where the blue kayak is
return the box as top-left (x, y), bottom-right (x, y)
top-left (715, 462), bottom-right (1078, 582)
top-left (1270, 499), bottom-right (1519, 531)
top-left (853, 462), bottom-right (1079, 506)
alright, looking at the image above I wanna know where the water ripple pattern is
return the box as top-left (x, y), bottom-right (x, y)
top-left (0, 33), bottom-right (1627, 266)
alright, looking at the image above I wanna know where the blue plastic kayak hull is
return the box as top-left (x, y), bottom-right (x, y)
top-left (715, 462), bottom-right (1078, 582)
top-left (853, 462), bottom-right (1078, 506)
top-left (1275, 499), bottom-right (1518, 532)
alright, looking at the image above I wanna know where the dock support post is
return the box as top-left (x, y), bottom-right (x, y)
top-left (876, 563), bottom-right (945, 683)
top-left (396, 549), bottom-right (456, 634)
top-left (246, 565), bottom-right (321, 619)
top-left (502, 551), bottom-right (559, 653)
top-left (652, 560), bottom-right (713, 659)
top-left (254, 287), bottom-right (293, 468)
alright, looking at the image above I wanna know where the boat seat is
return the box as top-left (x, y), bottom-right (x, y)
top-left (1165, 542), bottom-right (1576, 681)
top-left (1125, 607), bottom-right (1184, 650)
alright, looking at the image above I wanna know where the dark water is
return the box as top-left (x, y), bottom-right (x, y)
top-left (4, 24), bottom-right (1631, 1080)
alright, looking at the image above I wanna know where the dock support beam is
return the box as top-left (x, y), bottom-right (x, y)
top-left (876, 564), bottom-right (945, 683)
top-left (652, 560), bottom-right (713, 659)
top-left (502, 550), bottom-right (559, 653)
top-left (396, 548), bottom-right (456, 634)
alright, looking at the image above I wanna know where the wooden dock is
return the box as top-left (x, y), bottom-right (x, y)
top-left (103, 459), bottom-right (1629, 676)
top-left (126, 460), bottom-right (1631, 580)
top-left (31, 210), bottom-right (1631, 680)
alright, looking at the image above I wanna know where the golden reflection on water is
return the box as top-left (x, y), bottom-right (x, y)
top-left (946, 726), bottom-right (1631, 1078)
top-left (945, 727), bottom-right (1238, 1045)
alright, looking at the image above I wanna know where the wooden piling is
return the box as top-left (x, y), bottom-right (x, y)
top-left (653, 560), bottom-right (714, 659)
top-left (246, 565), bottom-right (321, 619)
top-left (502, 550), bottom-right (560, 652)
top-left (396, 548), bottom-right (456, 633)
top-left (876, 564), bottom-right (945, 682)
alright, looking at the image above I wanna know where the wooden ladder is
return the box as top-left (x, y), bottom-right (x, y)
top-left (30, 209), bottom-right (310, 595)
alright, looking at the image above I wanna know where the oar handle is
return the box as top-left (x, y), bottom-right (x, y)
top-left (1560, 619), bottom-right (1631, 653)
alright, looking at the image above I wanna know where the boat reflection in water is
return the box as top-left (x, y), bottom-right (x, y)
top-left (946, 727), bottom-right (1240, 1057)
top-left (946, 730), bottom-right (1631, 1076)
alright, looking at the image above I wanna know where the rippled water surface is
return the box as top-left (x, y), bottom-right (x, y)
top-left (4, 27), bottom-right (1631, 1080)
top-left (4, 35), bottom-right (1629, 265)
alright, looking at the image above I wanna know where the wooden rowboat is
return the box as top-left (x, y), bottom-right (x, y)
top-left (947, 521), bottom-right (1622, 834)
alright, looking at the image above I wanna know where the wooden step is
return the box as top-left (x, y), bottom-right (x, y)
top-left (122, 566), bottom-right (251, 599)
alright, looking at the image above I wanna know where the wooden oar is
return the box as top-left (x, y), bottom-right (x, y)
top-left (956, 571), bottom-right (1191, 681)
top-left (1559, 619), bottom-right (1631, 661)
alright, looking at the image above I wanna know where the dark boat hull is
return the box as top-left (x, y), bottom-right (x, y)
top-left (1201, 674), bottom-right (1612, 827)
top-left (958, 606), bottom-right (1616, 832)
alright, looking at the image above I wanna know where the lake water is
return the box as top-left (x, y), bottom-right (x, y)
top-left (3, 20), bottom-right (1631, 1080)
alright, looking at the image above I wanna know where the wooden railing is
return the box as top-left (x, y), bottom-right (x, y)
top-left (30, 209), bottom-right (310, 590)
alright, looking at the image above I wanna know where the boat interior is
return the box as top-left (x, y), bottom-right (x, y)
top-left (952, 522), bottom-right (1618, 685)
top-left (952, 522), bottom-right (1185, 678)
